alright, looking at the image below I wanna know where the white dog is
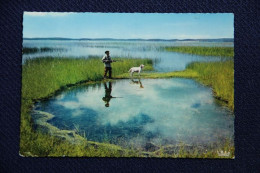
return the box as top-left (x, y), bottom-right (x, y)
top-left (128, 64), bottom-right (145, 77)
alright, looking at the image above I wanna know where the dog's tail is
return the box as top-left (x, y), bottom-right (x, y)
top-left (128, 68), bottom-right (132, 72)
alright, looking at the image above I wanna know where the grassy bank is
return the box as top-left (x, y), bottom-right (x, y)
top-left (20, 56), bottom-right (153, 157)
top-left (116, 69), bottom-right (199, 79)
top-left (161, 46), bottom-right (234, 110)
top-left (21, 56), bottom-right (233, 157)
top-left (116, 60), bottom-right (234, 110)
top-left (186, 60), bottom-right (234, 110)
top-left (22, 57), bottom-right (153, 100)
top-left (165, 46), bottom-right (234, 57)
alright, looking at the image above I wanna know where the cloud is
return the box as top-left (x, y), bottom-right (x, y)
top-left (50, 79), bottom-right (233, 146)
top-left (72, 109), bottom-right (84, 117)
top-left (56, 101), bottom-right (80, 109)
top-left (24, 12), bottom-right (71, 17)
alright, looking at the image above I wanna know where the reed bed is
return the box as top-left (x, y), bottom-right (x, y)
top-left (22, 47), bottom-right (67, 54)
top-left (186, 60), bottom-right (234, 110)
top-left (20, 56), bottom-right (153, 157)
top-left (116, 60), bottom-right (234, 110)
top-left (20, 56), bottom-right (234, 157)
top-left (165, 46), bottom-right (234, 57)
top-left (22, 56), bottom-right (153, 100)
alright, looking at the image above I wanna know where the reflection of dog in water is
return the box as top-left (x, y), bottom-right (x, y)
top-left (131, 79), bottom-right (144, 88)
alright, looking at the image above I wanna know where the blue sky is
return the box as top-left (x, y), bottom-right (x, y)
top-left (23, 12), bottom-right (233, 39)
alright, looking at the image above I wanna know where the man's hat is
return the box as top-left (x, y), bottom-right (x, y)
top-left (105, 50), bottom-right (109, 54)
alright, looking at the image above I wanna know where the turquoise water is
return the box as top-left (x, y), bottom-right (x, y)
top-left (34, 78), bottom-right (234, 150)
top-left (23, 40), bottom-right (232, 72)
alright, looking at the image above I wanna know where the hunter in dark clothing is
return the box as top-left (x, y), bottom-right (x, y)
top-left (102, 50), bottom-right (113, 79)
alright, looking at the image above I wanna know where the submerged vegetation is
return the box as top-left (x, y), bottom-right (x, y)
top-left (21, 46), bottom-right (234, 157)
top-left (22, 47), bottom-right (67, 54)
top-left (165, 46), bottom-right (234, 57)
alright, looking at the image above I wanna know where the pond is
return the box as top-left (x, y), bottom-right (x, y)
top-left (23, 39), bottom-right (233, 72)
top-left (34, 78), bottom-right (234, 151)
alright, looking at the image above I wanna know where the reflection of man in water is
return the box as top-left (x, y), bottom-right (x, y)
top-left (102, 82), bottom-right (113, 107)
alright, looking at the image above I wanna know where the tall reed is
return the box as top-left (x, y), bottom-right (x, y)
top-left (20, 56), bottom-right (153, 157)
top-left (20, 56), bottom-right (234, 157)
top-left (22, 57), bottom-right (153, 100)
top-left (186, 60), bottom-right (234, 110)
top-left (165, 46), bottom-right (234, 57)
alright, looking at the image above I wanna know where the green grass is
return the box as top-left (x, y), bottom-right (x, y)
top-left (22, 56), bottom-right (153, 100)
top-left (20, 56), bottom-right (234, 157)
top-left (116, 69), bottom-right (199, 79)
top-left (186, 60), bottom-right (234, 110)
top-left (154, 138), bottom-right (234, 158)
top-left (165, 46), bottom-right (234, 57)
top-left (165, 46), bottom-right (234, 110)
top-left (20, 56), bottom-right (153, 157)
top-left (116, 61), bottom-right (234, 110)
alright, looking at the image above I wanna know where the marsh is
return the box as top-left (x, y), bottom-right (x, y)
top-left (34, 78), bottom-right (234, 151)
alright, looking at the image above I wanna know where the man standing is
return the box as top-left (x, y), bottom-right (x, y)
top-left (102, 50), bottom-right (113, 79)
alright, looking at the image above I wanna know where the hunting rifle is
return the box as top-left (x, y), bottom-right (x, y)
top-left (102, 59), bottom-right (123, 63)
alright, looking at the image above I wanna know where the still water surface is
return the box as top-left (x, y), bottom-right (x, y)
top-left (34, 78), bottom-right (234, 149)
top-left (23, 40), bottom-right (233, 72)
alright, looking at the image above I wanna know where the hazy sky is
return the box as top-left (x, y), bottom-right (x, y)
top-left (23, 12), bottom-right (234, 39)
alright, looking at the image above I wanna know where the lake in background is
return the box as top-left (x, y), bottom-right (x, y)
top-left (23, 39), bottom-right (233, 72)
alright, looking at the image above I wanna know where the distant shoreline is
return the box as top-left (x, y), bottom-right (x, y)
top-left (23, 37), bottom-right (234, 42)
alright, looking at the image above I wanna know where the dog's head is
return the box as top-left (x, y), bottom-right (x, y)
top-left (140, 64), bottom-right (145, 68)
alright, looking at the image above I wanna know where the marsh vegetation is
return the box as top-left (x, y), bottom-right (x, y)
top-left (165, 46), bottom-right (234, 57)
top-left (21, 42), bottom-right (234, 158)
top-left (117, 61), bottom-right (234, 110)
top-left (20, 57), bottom-right (155, 157)
top-left (23, 47), bottom-right (67, 54)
